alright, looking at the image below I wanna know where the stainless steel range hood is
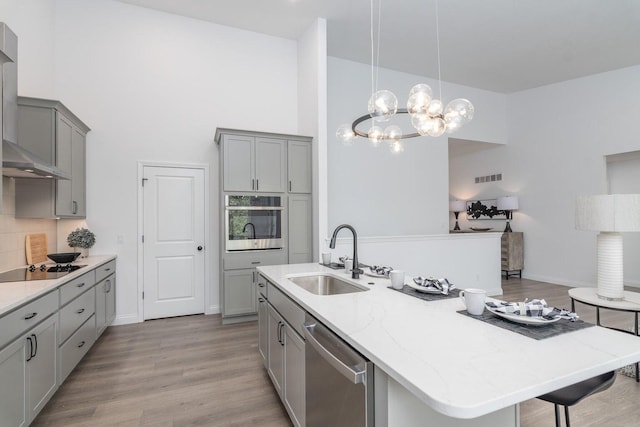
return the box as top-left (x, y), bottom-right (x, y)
top-left (2, 139), bottom-right (70, 179)
top-left (1, 22), bottom-right (69, 179)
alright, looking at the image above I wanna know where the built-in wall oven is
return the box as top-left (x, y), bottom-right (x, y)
top-left (224, 195), bottom-right (284, 251)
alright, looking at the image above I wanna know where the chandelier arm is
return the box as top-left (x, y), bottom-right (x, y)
top-left (351, 109), bottom-right (422, 139)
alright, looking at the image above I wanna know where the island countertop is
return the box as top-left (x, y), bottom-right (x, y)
top-left (0, 255), bottom-right (116, 316)
top-left (257, 263), bottom-right (640, 419)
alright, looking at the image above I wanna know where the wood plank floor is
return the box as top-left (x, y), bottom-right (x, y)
top-left (33, 278), bottom-right (640, 426)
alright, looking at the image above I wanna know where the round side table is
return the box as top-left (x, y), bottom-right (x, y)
top-left (568, 287), bottom-right (640, 382)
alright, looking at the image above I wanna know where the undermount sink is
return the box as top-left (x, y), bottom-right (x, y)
top-left (287, 274), bottom-right (368, 295)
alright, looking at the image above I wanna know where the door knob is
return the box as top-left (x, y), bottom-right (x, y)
top-left (197, 246), bottom-right (203, 251)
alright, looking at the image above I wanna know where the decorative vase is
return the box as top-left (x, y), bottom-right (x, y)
top-left (81, 247), bottom-right (90, 259)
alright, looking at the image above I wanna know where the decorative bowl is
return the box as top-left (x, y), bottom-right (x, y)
top-left (47, 252), bottom-right (81, 264)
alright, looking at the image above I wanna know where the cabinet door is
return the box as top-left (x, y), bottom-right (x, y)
top-left (27, 315), bottom-right (58, 422)
top-left (70, 127), bottom-right (86, 216)
top-left (288, 194), bottom-right (312, 264)
top-left (105, 277), bottom-right (116, 326)
top-left (267, 304), bottom-right (284, 397)
top-left (223, 269), bottom-right (257, 317)
top-left (255, 137), bottom-right (286, 192)
top-left (283, 325), bottom-right (305, 427)
top-left (96, 279), bottom-right (107, 337)
top-left (223, 135), bottom-right (254, 192)
top-left (0, 337), bottom-right (27, 427)
top-left (55, 113), bottom-right (74, 216)
top-left (287, 140), bottom-right (312, 193)
top-left (257, 294), bottom-right (268, 367)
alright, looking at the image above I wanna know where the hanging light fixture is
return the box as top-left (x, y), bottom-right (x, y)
top-left (337, 0), bottom-right (474, 150)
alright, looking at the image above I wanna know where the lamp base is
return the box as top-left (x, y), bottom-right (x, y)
top-left (596, 232), bottom-right (624, 300)
top-left (503, 220), bottom-right (512, 232)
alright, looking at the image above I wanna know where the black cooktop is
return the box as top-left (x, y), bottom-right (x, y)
top-left (0, 265), bottom-right (87, 283)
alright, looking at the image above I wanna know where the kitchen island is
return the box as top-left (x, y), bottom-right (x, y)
top-left (258, 263), bottom-right (640, 426)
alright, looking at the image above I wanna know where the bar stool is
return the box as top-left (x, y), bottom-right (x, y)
top-left (537, 371), bottom-right (616, 427)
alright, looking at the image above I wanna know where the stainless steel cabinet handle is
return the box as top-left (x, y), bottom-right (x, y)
top-left (289, 180), bottom-right (292, 192)
top-left (258, 297), bottom-right (265, 303)
top-left (76, 308), bottom-right (85, 314)
top-left (77, 340), bottom-right (86, 348)
top-left (24, 312), bottom-right (37, 320)
top-left (258, 282), bottom-right (265, 288)
top-left (251, 178), bottom-right (255, 190)
top-left (303, 321), bottom-right (367, 385)
top-left (256, 179), bottom-right (259, 191)
top-left (77, 282), bottom-right (86, 288)
top-left (72, 200), bottom-right (78, 214)
top-left (26, 336), bottom-right (33, 362)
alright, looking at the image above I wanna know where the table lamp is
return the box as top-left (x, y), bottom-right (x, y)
top-left (497, 196), bottom-right (519, 232)
top-left (449, 200), bottom-right (467, 231)
top-left (575, 194), bottom-right (640, 300)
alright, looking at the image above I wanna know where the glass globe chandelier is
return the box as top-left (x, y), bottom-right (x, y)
top-left (337, 0), bottom-right (474, 152)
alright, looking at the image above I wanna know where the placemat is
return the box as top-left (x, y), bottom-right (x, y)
top-left (389, 285), bottom-right (461, 301)
top-left (457, 309), bottom-right (595, 340)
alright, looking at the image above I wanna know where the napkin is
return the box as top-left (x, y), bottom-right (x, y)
top-left (486, 299), bottom-right (578, 321)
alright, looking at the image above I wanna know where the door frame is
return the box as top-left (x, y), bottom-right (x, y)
top-left (137, 161), bottom-right (211, 323)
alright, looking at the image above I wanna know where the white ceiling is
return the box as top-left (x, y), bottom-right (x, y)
top-left (116, 0), bottom-right (640, 93)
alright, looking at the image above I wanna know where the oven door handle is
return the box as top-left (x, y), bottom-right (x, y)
top-left (225, 206), bottom-right (284, 211)
top-left (303, 321), bottom-right (366, 385)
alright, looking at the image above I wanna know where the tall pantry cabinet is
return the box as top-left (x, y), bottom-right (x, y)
top-left (215, 128), bottom-right (313, 323)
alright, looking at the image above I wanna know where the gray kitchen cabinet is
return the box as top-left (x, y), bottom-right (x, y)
top-left (220, 133), bottom-right (286, 193)
top-left (288, 194), bottom-right (312, 264)
top-left (0, 313), bottom-right (58, 427)
top-left (257, 276), bottom-right (268, 367)
top-left (262, 277), bottom-right (305, 427)
top-left (15, 96), bottom-right (90, 219)
top-left (287, 140), bottom-right (312, 193)
top-left (223, 269), bottom-right (257, 317)
top-left (267, 304), bottom-right (285, 397)
top-left (95, 261), bottom-right (116, 337)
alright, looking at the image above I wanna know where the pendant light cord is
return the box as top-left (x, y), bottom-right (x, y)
top-left (435, 0), bottom-right (442, 101)
top-left (370, 0), bottom-right (382, 98)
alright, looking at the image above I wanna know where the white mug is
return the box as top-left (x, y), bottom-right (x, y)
top-left (321, 252), bottom-right (331, 265)
top-left (389, 270), bottom-right (405, 290)
top-left (459, 288), bottom-right (486, 315)
top-left (344, 259), bottom-right (353, 273)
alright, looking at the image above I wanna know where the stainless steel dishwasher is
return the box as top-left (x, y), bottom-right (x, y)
top-left (303, 314), bottom-right (374, 427)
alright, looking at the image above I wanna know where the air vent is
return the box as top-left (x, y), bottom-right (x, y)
top-left (475, 173), bottom-right (502, 184)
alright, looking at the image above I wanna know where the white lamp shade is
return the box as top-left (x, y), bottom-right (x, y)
top-left (497, 196), bottom-right (519, 211)
top-left (449, 200), bottom-right (466, 213)
top-left (576, 194), bottom-right (640, 232)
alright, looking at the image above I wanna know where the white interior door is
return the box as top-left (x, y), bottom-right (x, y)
top-left (143, 166), bottom-right (205, 320)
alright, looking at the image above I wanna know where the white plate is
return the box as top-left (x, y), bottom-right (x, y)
top-left (406, 281), bottom-right (444, 294)
top-left (363, 269), bottom-right (387, 278)
top-left (485, 305), bottom-right (560, 326)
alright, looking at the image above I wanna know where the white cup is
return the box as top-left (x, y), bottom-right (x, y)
top-left (389, 270), bottom-right (405, 290)
top-left (459, 288), bottom-right (487, 315)
top-left (321, 252), bottom-right (331, 265)
top-left (344, 259), bottom-right (353, 273)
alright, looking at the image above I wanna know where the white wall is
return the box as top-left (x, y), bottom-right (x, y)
top-left (4, 0), bottom-right (300, 323)
top-left (327, 57), bottom-right (507, 238)
top-left (297, 18), bottom-right (327, 262)
top-left (450, 65), bottom-right (640, 288)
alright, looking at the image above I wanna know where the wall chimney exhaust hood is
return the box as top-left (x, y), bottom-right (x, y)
top-left (1, 22), bottom-right (69, 179)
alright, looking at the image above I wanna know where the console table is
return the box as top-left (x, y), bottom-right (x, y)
top-left (568, 287), bottom-right (640, 382)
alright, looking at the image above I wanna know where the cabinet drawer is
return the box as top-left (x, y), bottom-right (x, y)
top-left (59, 314), bottom-right (95, 382)
top-left (224, 251), bottom-right (287, 270)
top-left (267, 281), bottom-right (305, 337)
top-left (60, 271), bottom-right (96, 306)
top-left (0, 290), bottom-right (58, 348)
top-left (95, 260), bottom-right (116, 283)
top-left (59, 287), bottom-right (95, 344)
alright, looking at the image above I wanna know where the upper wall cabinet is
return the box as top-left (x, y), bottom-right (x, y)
top-left (216, 129), bottom-right (312, 195)
top-left (221, 134), bottom-right (286, 193)
top-left (15, 97), bottom-right (90, 218)
top-left (287, 140), bottom-right (312, 194)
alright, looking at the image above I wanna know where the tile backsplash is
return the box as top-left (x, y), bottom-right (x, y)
top-left (0, 177), bottom-right (57, 271)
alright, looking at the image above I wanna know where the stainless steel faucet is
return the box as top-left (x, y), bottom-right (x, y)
top-left (243, 222), bottom-right (256, 239)
top-left (329, 224), bottom-right (362, 279)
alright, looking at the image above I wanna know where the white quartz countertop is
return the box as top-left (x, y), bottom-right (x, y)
top-left (0, 255), bottom-right (116, 316)
top-left (257, 263), bottom-right (640, 419)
